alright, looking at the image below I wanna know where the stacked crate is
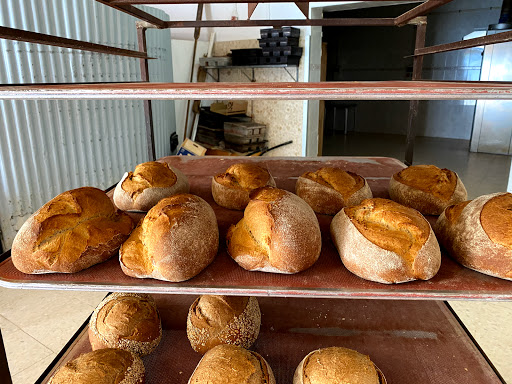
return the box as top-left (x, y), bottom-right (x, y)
top-left (196, 107), bottom-right (251, 147)
top-left (224, 121), bottom-right (267, 153)
top-left (258, 27), bottom-right (302, 65)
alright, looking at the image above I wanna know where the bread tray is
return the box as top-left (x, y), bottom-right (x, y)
top-left (1, 156), bottom-right (512, 301)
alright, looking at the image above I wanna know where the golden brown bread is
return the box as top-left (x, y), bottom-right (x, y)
top-left (331, 198), bottom-right (441, 284)
top-left (48, 348), bottom-right (145, 384)
top-left (296, 167), bottom-right (373, 215)
top-left (114, 161), bottom-right (189, 212)
top-left (212, 163), bottom-right (276, 210)
top-left (188, 344), bottom-right (276, 384)
top-left (119, 194), bottom-right (219, 282)
top-left (89, 293), bottom-right (162, 356)
top-left (293, 347), bottom-right (385, 384)
top-left (187, 295), bottom-right (261, 354)
top-left (226, 187), bottom-right (322, 274)
top-left (11, 187), bottom-right (133, 274)
top-left (434, 192), bottom-right (512, 280)
top-left (389, 164), bottom-right (467, 215)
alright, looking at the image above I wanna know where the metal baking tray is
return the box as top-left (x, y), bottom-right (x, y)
top-left (36, 295), bottom-right (505, 384)
top-left (1, 156), bottom-right (511, 300)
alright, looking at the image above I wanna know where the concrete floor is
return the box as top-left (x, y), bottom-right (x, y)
top-left (1, 133), bottom-right (511, 383)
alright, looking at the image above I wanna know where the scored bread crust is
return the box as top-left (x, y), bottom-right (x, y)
top-left (186, 296), bottom-right (261, 354)
top-left (435, 192), bottom-right (512, 281)
top-left (119, 194), bottom-right (219, 282)
top-left (296, 174), bottom-right (372, 215)
top-left (114, 163), bottom-right (189, 212)
top-left (389, 169), bottom-right (467, 215)
top-left (11, 187), bottom-right (134, 274)
top-left (88, 293), bottom-right (162, 356)
top-left (226, 187), bottom-right (322, 274)
top-left (330, 204), bottom-right (441, 284)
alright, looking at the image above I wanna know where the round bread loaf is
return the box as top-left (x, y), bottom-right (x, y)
top-left (389, 164), bottom-right (467, 215)
top-left (226, 186), bottom-right (321, 274)
top-left (212, 163), bottom-right (276, 210)
top-left (187, 295), bottom-right (261, 354)
top-left (435, 192), bottom-right (512, 280)
top-left (89, 292), bottom-right (162, 356)
top-left (330, 198), bottom-right (441, 284)
top-left (188, 344), bottom-right (276, 384)
top-left (119, 194), bottom-right (219, 282)
top-left (11, 187), bottom-right (134, 274)
top-left (114, 161), bottom-right (189, 212)
top-left (293, 347), bottom-right (386, 384)
top-left (295, 167), bottom-right (373, 215)
top-left (48, 348), bottom-right (145, 384)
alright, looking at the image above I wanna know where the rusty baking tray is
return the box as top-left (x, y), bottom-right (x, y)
top-left (35, 295), bottom-right (505, 384)
top-left (1, 156), bottom-right (511, 300)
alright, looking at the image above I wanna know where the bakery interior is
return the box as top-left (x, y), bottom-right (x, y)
top-left (1, 0), bottom-right (512, 383)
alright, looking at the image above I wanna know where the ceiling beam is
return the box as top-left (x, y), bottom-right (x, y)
top-left (95, 0), bottom-right (167, 27)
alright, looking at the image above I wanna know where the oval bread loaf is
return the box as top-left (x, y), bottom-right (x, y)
top-left (227, 187), bottom-right (321, 274)
top-left (11, 187), bottom-right (133, 274)
top-left (434, 192), bottom-right (512, 280)
top-left (389, 164), bottom-right (467, 215)
top-left (296, 167), bottom-right (372, 215)
top-left (119, 194), bottom-right (219, 282)
top-left (212, 163), bottom-right (276, 210)
top-left (114, 161), bottom-right (189, 212)
top-left (330, 198), bottom-right (441, 284)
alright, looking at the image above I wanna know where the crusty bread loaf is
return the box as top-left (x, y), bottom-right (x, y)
top-left (295, 167), bottom-right (373, 215)
top-left (330, 198), bottom-right (441, 284)
top-left (187, 295), bottom-right (261, 354)
top-left (293, 347), bottom-right (386, 384)
top-left (435, 192), bottom-right (512, 280)
top-left (212, 163), bottom-right (276, 210)
top-left (48, 348), bottom-right (145, 384)
top-left (389, 164), bottom-right (467, 215)
top-left (188, 344), bottom-right (276, 384)
top-left (226, 187), bottom-right (321, 274)
top-left (89, 293), bottom-right (162, 356)
top-left (119, 194), bottom-right (219, 282)
top-left (11, 187), bottom-right (133, 274)
top-left (114, 161), bottom-right (189, 212)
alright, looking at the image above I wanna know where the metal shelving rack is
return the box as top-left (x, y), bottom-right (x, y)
top-left (1, 1), bottom-right (512, 383)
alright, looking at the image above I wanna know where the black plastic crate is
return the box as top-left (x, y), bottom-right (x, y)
top-left (232, 56), bottom-right (260, 66)
top-left (260, 27), bottom-right (300, 38)
top-left (258, 55), bottom-right (301, 65)
top-left (258, 37), bottom-right (299, 48)
top-left (230, 48), bottom-right (262, 57)
top-left (282, 26), bottom-right (300, 37)
top-left (262, 46), bottom-right (303, 57)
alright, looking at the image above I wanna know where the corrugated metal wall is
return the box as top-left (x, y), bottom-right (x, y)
top-left (0, 0), bottom-right (175, 248)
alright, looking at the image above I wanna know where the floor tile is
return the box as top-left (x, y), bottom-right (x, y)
top-left (12, 354), bottom-right (56, 384)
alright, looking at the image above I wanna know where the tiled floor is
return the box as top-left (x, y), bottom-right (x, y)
top-left (1, 133), bottom-right (511, 383)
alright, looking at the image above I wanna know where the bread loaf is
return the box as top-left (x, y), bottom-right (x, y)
top-left (389, 164), bottom-right (467, 215)
top-left (11, 187), bottom-right (133, 274)
top-left (227, 187), bottom-right (321, 274)
top-left (296, 167), bottom-right (372, 215)
top-left (119, 194), bottom-right (219, 282)
top-left (293, 347), bottom-right (386, 384)
top-left (114, 161), bottom-right (189, 212)
top-left (48, 348), bottom-right (144, 384)
top-left (188, 344), bottom-right (276, 384)
top-left (187, 295), bottom-right (261, 354)
top-left (435, 192), bottom-right (512, 280)
top-left (89, 292), bottom-right (162, 356)
top-left (212, 163), bottom-right (276, 210)
top-left (330, 198), bottom-right (441, 284)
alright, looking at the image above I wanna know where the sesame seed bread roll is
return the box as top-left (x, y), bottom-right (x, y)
top-left (296, 167), bottom-right (373, 215)
top-left (212, 163), bottom-right (276, 210)
top-left (389, 164), bottom-right (467, 215)
top-left (293, 347), bottom-right (386, 384)
top-left (187, 295), bottom-right (261, 354)
top-left (188, 344), bottom-right (276, 384)
top-left (227, 187), bottom-right (322, 274)
top-left (89, 293), bottom-right (162, 356)
top-left (11, 187), bottom-right (133, 274)
top-left (48, 348), bottom-right (145, 384)
top-left (435, 192), bottom-right (512, 280)
top-left (114, 161), bottom-right (189, 212)
top-left (119, 194), bottom-right (219, 282)
top-left (331, 198), bottom-right (441, 284)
